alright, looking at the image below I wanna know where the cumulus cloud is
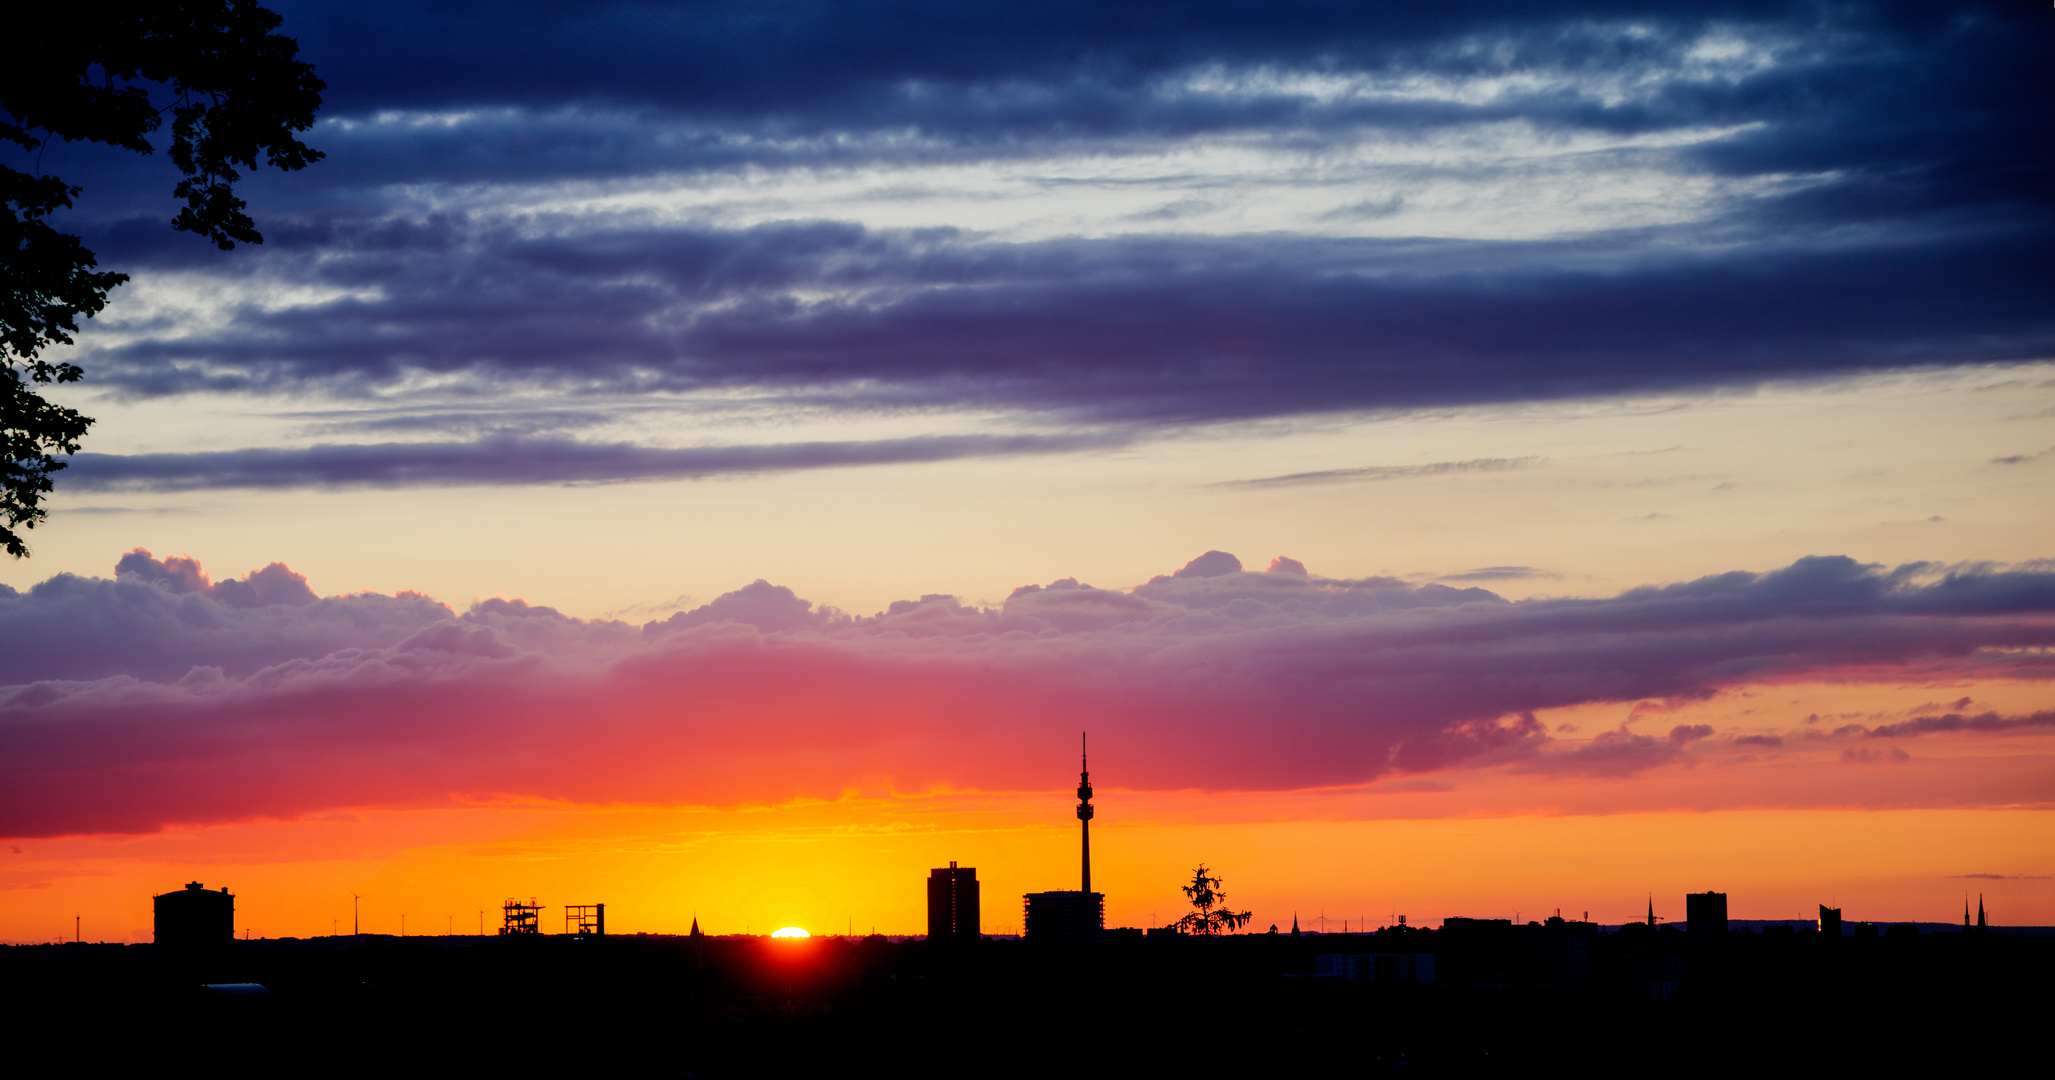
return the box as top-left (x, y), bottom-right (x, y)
top-left (0, 551), bottom-right (451, 685)
top-left (1169, 551), bottom-right (1243, 579)
top-left (1, 550), bottom-right (2052, 837)
top-left (115, 549), bottom-right (318, 607)
top-left (645, 580), bottom-right (846, 636)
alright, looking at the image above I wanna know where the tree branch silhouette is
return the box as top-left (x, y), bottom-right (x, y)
top-left (1176, 864), bottom-right (1253, 936)
top-left (1, 2), bottom-right (322, 555)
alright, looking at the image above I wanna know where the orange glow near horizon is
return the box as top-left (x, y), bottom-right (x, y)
top-left (4, 801), bottom-right (2049, 944)
top-left (4, 679), bottom-right (2049, 943)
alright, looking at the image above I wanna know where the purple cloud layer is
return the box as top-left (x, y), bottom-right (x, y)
top-left (77, 224), bottom-right (2055, 417)
top-left (1, 550), bottom-right (2050, 838)
top-left (20, 2), bottom-right (2045, 495)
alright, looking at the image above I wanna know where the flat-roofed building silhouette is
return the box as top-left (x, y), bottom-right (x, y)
top-left (1686, 891), bottom-right (1728, 938)
top-left (928, 862), bottom-right (980, 942)
top-left (1024, 890), bottom-right (1104, 946)
top-left (154, 881), bottom-right (233, 956)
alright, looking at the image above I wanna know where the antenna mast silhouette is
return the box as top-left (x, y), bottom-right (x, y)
top-left (1077, 732), bottom-right (1094, 894)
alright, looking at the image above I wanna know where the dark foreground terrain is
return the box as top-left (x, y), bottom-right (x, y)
top-left (4, 924), bottom-right (2045, 1076)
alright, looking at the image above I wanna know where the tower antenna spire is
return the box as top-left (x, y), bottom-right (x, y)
top-left (1077, 731), bottom-right (1094, 894)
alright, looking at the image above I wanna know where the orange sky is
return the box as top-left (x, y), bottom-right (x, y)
top-left (6, 0), bottom-right (2053, 953)
top-left (3, 374), bottom-right (2050, 943)
top-left (8, 678), bottom-right (2048, 943)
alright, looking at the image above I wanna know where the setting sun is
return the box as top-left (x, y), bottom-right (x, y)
top-left (770, 927), bottom-right (810, 939)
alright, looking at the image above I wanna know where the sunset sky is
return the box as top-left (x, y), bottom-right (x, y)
top-left (3, 1), bottom-right (2051, 943)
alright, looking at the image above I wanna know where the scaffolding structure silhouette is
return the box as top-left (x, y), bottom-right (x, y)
top-left (565, 903), bottom-right (605, 937)
top-left (500, 898), bottom-right (544, 935)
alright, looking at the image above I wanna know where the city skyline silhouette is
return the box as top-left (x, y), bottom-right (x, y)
top-left (3, 19), bottom-right (2049, 1080)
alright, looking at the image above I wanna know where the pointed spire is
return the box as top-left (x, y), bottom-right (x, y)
top-left (1076, 731), bottom-right (1095, 894)
top-left (1978, 894), bottom-right (1987, 930)
top-left (1648, 894), bottom-right (1657, 927)
top-left (689, 916), bottom-right (703, 938)
top-left (1291, 913), bottom-right (1300, 937)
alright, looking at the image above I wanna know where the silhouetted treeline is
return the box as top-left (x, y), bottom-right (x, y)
top-left (3, 924), bottom-right (2044, 1076)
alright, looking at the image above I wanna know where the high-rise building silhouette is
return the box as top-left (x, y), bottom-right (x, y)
top-left (1686, 892), bottom-right (1728, 938)
top-left (1023, 735), bottom-right (1104, 946)
top-left (154, 881), bottom-right (233, 956)
top-left (928, 862), bottom-right (981, 942)
top-left (1819, 904), bottom-right (1842, 938)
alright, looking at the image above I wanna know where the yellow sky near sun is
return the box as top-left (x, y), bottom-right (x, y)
top-left (7, 678), bottom-right (2048, 943)
top-left (9, 801), bottom-right (2048, 945)
top-left (5, 367), bottom-right (2050, 943)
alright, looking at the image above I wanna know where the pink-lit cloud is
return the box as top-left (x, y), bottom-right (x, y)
top-left (1, 550), bottom-right (2051, 838)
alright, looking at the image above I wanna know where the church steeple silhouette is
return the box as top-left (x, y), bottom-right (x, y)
top-left (1291, 913), bottom-right (1301, 937)
top-left (1978, 894), bottom-right (1987, 931)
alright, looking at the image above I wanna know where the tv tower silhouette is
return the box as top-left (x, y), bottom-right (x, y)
top-left (1077, 732), bottom-right (1094, 894)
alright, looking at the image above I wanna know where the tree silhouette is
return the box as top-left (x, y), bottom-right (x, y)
top-left (2, 3), bottom-right (323, 555)
top-left (1176, 864), bottom-right (1253, 936)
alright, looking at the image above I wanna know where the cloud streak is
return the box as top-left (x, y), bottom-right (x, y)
top-left (78, 223), bottom-right (2055, 423)
top-left (1216, 457), bottom-right (1542, 491)
top-left (25, 1), bottom-right (2045, 473)
top-left (62, 431), bottom-right (1127, 492)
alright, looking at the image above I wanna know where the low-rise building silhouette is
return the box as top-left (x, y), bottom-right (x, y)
top-left (928, 862), bottom-right (980, 942)
top-left (154, 881), bottom-right (233, 956)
